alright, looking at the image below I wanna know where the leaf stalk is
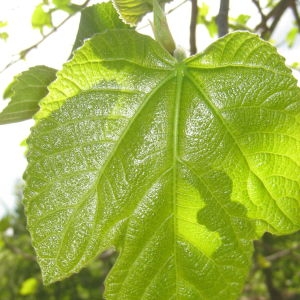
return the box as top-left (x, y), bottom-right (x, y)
top-left (152, 0), bottom-right (176, 54)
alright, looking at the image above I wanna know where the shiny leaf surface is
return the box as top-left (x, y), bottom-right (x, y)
top-left (24, 30), bottom-right (300, 299)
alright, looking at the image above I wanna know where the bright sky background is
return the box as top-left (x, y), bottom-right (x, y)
top-left (0, 0), bottom-right (299, 217)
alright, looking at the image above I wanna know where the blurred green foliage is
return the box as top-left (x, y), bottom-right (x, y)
top-left (197, 2), bottom-right (218, 37)
top-left (241, 232), bottom-right (300, 300)
top-left (31, 4), bottom-right (53, 32)
top-left (0, 20), bottom-right (8, 41)
top-left (196, 0), bottom-right (300, 49)
top-left (31, 0), bottom-right (82, 33)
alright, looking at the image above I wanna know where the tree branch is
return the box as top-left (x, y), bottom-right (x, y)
top-left (265, 0), bottom-right (291, 19)
top-left (0, 0), bottom-right (91, 74)
top-left (261, 234), bottom-right (283, 300)
top-left (265, 243), bottom-right (300, 262)
top-left (268, 0), bottom-right (291, 37)
top-left (252, 0), bottom-right (270, 34)
top-left (189, 0), bottom-right (198, 55)
top-left (291, 0), bottom-right (300, 31)
top-left (263, 267), bottom-right (283, 300)
top-left (217, 0), bottom-right (230, 37)
top-left (254, 0), bottom-right (294, 39)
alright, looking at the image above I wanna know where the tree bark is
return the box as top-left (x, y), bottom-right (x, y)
top-left (217, 0), bottom-right (230, 37)
top-left (189, 0), bottom-right (198, 55)
top-left (262, 233), bottom-right (283, 300)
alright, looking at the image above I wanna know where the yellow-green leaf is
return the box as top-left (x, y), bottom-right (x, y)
top-left (31, 3), bottom-right (52, 31)
top-left (24, 30), bottom-right (300, 299)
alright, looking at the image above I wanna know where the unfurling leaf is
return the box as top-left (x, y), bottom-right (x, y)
top-left (24, 30), bottom-right (300, 299)
top-left (112, 0), bottom-right (172, 25)
top-left (152, 0), bottom-right (175, 54)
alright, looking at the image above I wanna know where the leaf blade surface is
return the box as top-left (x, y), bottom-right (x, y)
top-left (24, 30), bottom-right (300, 299)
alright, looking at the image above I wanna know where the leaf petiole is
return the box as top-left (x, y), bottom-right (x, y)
top-left (152, 0), bottom-right (176, 54)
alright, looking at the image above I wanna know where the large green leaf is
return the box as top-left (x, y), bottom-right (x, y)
top-left (0, 66), bottom-right (56, 125)
top-left (24, 30), bottom-right (300, 299)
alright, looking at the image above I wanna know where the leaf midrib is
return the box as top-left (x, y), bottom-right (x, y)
top-left (92, 72), bottom-right (175, 186)
top-left (81, 72), bottom-right (178, 279)
top-left (172, 65), bottom-right (184, 298)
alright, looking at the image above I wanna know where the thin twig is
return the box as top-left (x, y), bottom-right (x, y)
top-left (266, 243), bottom-right (300, 262)
top-left (136, 0), bottom-right (188, 34)
top-left (268, 0), bottom-right (291, 35)
top-left (0, 0), bottom-right (91, 74)
top-left (166, 0), bottom-right (188, 14)
top-left (265, 0), bottom-right (291, 19)
top-left (189, 0), bottom-right (198, 55)
top-left (252, 0), bottom-right (269, 34)
top-left (217, 0), bottom-right (230, 37)
top-left (255, 0), bottom-right (292, 39)
top-left (263, 267), bottom-right (283, 300)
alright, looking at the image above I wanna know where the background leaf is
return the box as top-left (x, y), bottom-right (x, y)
top-left (0, 32), bottom-right (8, 41)
top-left (197, 3), bottom-right (218, 38)
top-left (31, 4), bottom-right (52, 32)
top-left (24, 30), bottom-right (300, 299)
top-left (19, 277), bottom-right (38, 296)
top-left (112, 0), bottom-right (173, 25)
top-left (71, 2), bottom-right (130, 53)
top-left (52, 0), bottom-right (81, 14)
top-left (0, 20), bottom-right (8, 41)
top-left (0, 66), bottom-right (57, 125)
top-left (286, 27), bottom-right (298, 48)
